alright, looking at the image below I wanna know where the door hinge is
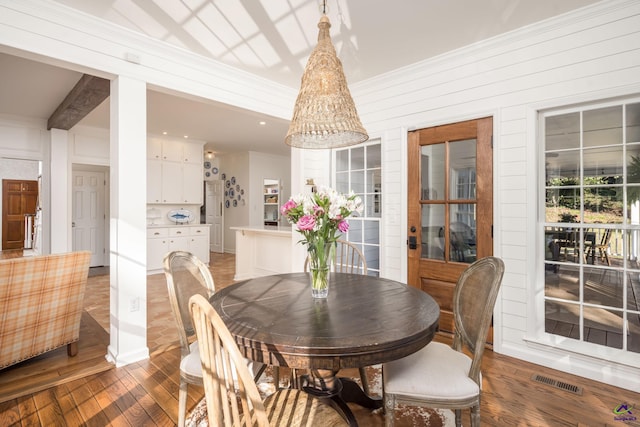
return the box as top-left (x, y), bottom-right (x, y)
top-left (491, 225), bottom-right (494, 238)
top-left (491, 136), bottom-right (493, 148)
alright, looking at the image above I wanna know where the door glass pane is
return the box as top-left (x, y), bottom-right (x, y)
top-left (420, 144), bottom-right (444, 200)
top-left (546, 113), bottom-right (580, 151)
top-left (449, 139), bottom-right (476, 200)
top-left (583, 106), bottom-right (622, 148)
top-left (421, 204), bottom-right (445, 260)
top-left (450, 204), bottom-right (476, 263)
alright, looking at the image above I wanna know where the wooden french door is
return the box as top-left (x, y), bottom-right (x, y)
top-left (407, 117), bottom-right (493, 340)
top-left (2, 179), bottom-right (38, 250)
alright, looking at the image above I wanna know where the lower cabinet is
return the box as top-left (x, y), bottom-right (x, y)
top-left (147, 225), bottom-right (211, 274)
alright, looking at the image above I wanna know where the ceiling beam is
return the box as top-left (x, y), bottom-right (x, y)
top-left (47, 74), bottom-right (110, 130)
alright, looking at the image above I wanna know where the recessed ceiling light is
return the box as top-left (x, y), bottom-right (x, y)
top-left (183, 135), bottom-right (189, 139)
top-left (162, 131), bottom-right (168, 135)
top-left (259, 121), bottom-right (266, 126)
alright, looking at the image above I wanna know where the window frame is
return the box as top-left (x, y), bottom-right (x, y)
top-left (538, 96), bottom-right (640, 362)
top-left (333, 139), bottom-right (382, 277)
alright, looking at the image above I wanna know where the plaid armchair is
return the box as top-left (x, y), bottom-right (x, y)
top-left (0, 251), bottom-right (91, 369)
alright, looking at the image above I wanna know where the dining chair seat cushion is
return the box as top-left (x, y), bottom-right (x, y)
top-left (384, 341), bottom-right (479, 401)
top-left (180, 342), bottom-right (203, 378)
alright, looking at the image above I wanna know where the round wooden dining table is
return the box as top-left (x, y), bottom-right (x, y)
top-left (209, 272), bottom-right (440, 426)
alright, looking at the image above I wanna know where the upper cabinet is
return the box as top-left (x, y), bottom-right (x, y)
top-left (147, 138), bottom-right (204, 204)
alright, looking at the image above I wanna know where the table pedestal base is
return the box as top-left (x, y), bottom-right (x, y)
top-left (302, 369), bottom-right (382, 427)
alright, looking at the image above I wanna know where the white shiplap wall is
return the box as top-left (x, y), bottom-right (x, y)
top-left (350, 0), bottom-right (640, 391)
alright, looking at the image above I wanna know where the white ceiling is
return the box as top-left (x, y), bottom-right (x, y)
top-left (0, 0), bottom-right (600, 157)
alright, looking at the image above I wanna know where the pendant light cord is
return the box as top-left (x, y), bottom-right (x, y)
top-left (322, 0), bottom-right (327, 15)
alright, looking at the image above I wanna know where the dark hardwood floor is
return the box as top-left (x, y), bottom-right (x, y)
top-left (0, 251), bottom-right (639, 426)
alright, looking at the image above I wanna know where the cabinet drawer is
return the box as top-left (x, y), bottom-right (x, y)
top-left (169, 227), bottom-right (189, 237)
top-left (190, 226), bottom-right (209, 236)
top-left (148, 228), bottom-right (168, 238)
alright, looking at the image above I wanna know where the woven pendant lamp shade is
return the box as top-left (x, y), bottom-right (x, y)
top-left (285, 15), bottom-right (368, 149)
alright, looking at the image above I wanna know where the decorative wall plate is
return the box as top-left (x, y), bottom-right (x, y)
top-left (226, 180), bottom-right (230, 188)
top-left (203, 161), bottom-right (211, 169)
top-left (225, 200), bottom-right (230, 208)
top-left (168, 209), bottom-right (194, 223)
top-left (212, 167), bottom-right (219, 174)
top-left (231, 176), bottom-right (236, 185)
top-left (221, 173), bottom-right (226, 180)
top-left (233, 200), bottom-right (238, 207)
top-left (205, 171), bottom-right (211, 177)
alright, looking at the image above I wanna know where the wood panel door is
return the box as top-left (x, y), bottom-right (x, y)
top-left (2, 179), bottom-right (38, 250)
top-left (407, 117), bottom-right (494, 341)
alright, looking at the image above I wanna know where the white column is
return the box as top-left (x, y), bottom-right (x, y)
top-left (107, 76), bottom-right (149, 366)
top-left (50, 128), bottom-right (71, 254)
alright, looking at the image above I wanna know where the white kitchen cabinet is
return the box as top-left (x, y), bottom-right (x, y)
top-left (188, 226), bottom-right (210, 264)
top-left (147, 227), bottom-right (169, 272)
top-left (161, 162), bottom-right (183, 204)
top-left (147, 139), bottom-right (203, 204)
top-left (182, 142), bottom-right (202, 164)
top-left (147, 224), bottom-right (211, 274)
top-left (147, 160), bottom-right (163, 203)
top-left (182, 163), bottom-right (203, 203)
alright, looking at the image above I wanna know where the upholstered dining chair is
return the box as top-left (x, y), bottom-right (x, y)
top-left (187, 294), bottom-right (347, 426)
top-left (164, 251), bottom-right (266, 427)
top-left (382, 256), bottom-right (505, 427)
top-left (303, 240), bottom-right (371, 394)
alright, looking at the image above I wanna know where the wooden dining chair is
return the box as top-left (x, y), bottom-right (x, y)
top-left (382, 256), bottom-right (505, 427)
top-left (303, 239), bottom-right (368, 275)
top-left (187, 294), bottom-right (347, 426)
top-left (164, 251), bottom-right (266, 427)
top-left (585, 228), bottom-right (613, 266)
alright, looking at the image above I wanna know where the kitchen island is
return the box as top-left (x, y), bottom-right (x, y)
top-left (231, 225), bottom-right (294, 280)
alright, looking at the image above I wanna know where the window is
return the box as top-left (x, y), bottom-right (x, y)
top-left (335, 141), bottom-right (381, 276)
top-left (542, 99), bottom-right (640, 354)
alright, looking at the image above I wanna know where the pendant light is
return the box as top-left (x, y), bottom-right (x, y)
top-left (284, 1), bottom-right (368, 149)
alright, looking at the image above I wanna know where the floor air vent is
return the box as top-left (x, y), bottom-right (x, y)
top-left (531, 374), bottom-right (583, 395)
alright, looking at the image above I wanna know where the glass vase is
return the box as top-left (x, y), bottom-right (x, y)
top-left (308, 240), bottom-right (334, 298)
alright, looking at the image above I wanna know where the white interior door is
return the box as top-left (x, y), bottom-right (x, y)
top-left (206, 181), bottom-right (224, 253)
top-left (72, 170), bottom-right (105, 266)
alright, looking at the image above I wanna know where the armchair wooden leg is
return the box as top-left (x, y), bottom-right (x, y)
top-left (67, 341), bottom-right (78, 357)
